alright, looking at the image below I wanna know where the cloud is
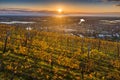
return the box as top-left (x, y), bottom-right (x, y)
top-left (107, 0), bottom-right (120, 1)
top-left (102, 0), bottom-right (120, 7)
top-left (102, 0), bottom-right (120, 2)
top-left (116, 4), bottom-right (120, 6)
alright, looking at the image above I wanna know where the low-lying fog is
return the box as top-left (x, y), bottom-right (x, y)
top-left (0, 21), bottom-right (35, 24)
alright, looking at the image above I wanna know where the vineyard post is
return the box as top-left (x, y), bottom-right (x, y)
top-left (88, 43), bottom-right (91, 59)
top-left (50, 51), bottom-right (54, 80)
top-left (80, 62), bottom-right (85, 80)
top-left (117, 41), bottom-right (119, 57)
top-left (0, 60), bottom-right (4, 71)
top-left (3, 31), bottom-right (10, 53)
top-left (98, 39), bottom-right (101, 51)
top-left (25, 27), bottom-right (32, 47)
top-left (25, 27), bottom-right (27, 46)
top-left (81, 38), bottom-right (84, 54)
top-left (81, 67), bottom-right (84, 80)
top-left (10, 72), bottom-right (15, 80)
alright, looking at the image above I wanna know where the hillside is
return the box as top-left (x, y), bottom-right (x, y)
top-left (0, 24), bottom-right (120, 80)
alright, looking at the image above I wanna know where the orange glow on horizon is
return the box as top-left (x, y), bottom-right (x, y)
top-left (58, 8), bottom-right (63, 13)
top-left (0, 3), bottom-right (120, 13)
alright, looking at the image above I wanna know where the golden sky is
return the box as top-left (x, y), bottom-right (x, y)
top-left (0, 0), bottom-right (120, 13)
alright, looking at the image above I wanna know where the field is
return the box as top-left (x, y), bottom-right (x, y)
top-left (0, 17), bottom-right (120, 80)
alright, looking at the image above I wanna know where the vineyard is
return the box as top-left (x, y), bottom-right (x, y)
top-left (0, 24), bottom-right (120, 80)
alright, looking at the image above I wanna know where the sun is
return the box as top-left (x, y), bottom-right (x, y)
top-left (58, 8), bottom-right (62, 13)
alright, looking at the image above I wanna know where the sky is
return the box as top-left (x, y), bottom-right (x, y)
top-left (0, 0), bottom-right (120, 13)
